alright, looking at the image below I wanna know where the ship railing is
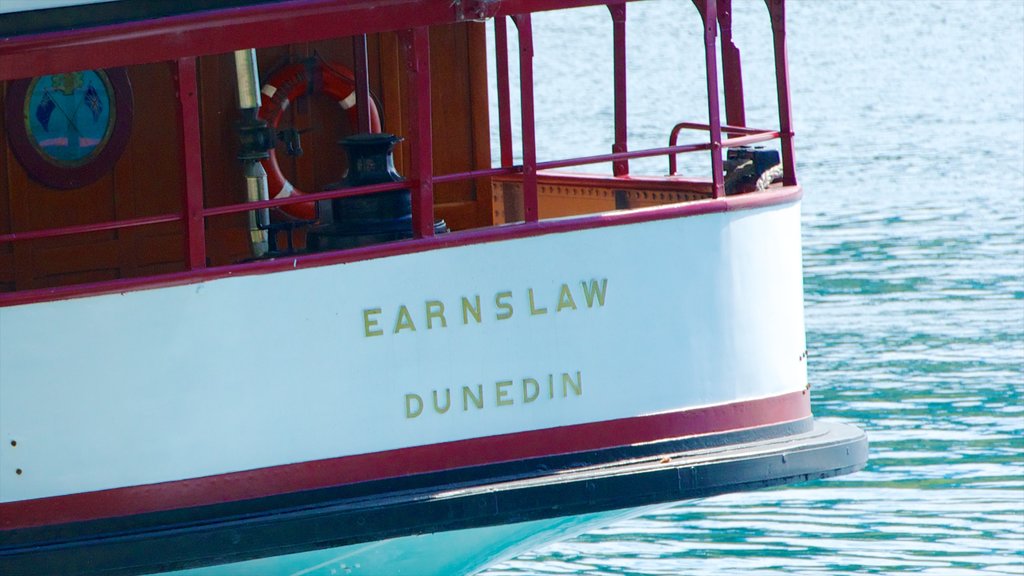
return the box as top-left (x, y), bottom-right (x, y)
top-left (0, 0), bottom-right (797, 303)
top-left (667, 123), bottom-right (781, 176)
top-left (0, 124), bottom-right (781, 248)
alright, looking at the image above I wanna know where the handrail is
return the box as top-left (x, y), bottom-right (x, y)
top-left (0, 214), bottom-right (182, 244)
top-left (0, 131), bottom-right (776, 245)
top-left (668, 122), bottom-right (780, 175)
top-left (202, 180), bottom-right (411, 218)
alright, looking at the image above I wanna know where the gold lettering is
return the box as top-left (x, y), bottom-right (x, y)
top-left (495, 291), bottom-right (514, 320)
top-left (522, 378), bottom-right (540, 403)
top-left (394, 305), bottom-right (416, 333)
top-left (462, 384), bottom-right (484, 411)
top-left (405, 394), bottom-right (424, 418)
top-left (426, 300), bottom-right (447, 330)
top-left (406, 371), bottom-right (583, 420)
top-left (528, 288), bottom-right (548, 315)
top-left (556, 283), bottom-right (577, 312)
top-left (562, 371), bottom-right (583, 397)
top-left (462, 295), bottom-right (482, 324)
top-left (581, 279), bottom-right (608, 308)
top-left (432, 389), bottom-right (451, 414)
top-left (495, 380), bottom-right (514, 407)
top-left (363, 308), bottom-right (384, 337)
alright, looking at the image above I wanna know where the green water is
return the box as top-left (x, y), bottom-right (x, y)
top-left (484, 0), bottom-right (1024, 573)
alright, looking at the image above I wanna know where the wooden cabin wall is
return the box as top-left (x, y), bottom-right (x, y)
top-left (0, 63), bottom-right (185, 292)
top-left (422, 22), bottom-right (493, 231)
top-left (0, 22), bottom-right (491, 293)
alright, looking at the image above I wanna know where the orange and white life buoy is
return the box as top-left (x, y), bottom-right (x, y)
top-left (259, 60), bottom-right (382, 220)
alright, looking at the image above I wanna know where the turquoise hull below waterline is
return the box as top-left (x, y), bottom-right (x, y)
top-left (169, 507), bottom-right (657, 576)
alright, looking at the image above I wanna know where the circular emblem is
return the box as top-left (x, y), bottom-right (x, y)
top-left (5, 68), bottom-right (133, 189)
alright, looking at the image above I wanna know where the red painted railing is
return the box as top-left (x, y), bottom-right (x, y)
top-left (668, 122), bottom-right (782, 176)
top-left (0, 0), bottom-right (797, 306)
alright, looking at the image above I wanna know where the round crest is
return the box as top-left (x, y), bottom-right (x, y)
top-left (5, 68), bottom-right (133, 189)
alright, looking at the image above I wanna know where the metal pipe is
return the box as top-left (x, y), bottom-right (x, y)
top-left (234, 48), bottom-right (269, 257)
top-left (494, 17), bottom-right (514, 168)
top-left (234, 49), bottom-right (261, 110)
top-left (353, 34), bottom-right (373, 133)
top-left (244, 161), bottom-right (271, 256)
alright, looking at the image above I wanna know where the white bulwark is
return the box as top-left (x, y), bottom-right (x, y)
top-left (0, 201), bottom-right (807, 503)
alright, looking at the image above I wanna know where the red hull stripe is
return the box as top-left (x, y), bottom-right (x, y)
top-left (1, 390), bottom-right (809, 530)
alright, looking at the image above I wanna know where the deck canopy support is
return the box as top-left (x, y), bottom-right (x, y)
top-left (609, 2), bottom-right (628, 176)
top-left (766, 0), bottom-right (797, 186)
top-left (400, 27), bottom-right (435, 237)
top-left (494, 16), bottom-right (515, 168)
top-left (175, 57), bottom-right (208, 270)
top-left (718, 0), bottom-right (746, 129)
top-left (513, 14), bottom-right (539, 222)
top-left (692, 0), bottom-right (725, 198)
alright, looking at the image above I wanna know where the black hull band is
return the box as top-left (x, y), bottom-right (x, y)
top-left (0, 419), bottom-right (866, 576)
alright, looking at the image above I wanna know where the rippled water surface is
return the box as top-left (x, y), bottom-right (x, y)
top-left (483, 0), bottom-right (1024, 574)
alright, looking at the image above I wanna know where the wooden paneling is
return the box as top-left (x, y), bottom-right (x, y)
top-left (117, 62), bottom-right (185, 277)
top-left (0, 22), bottom-right (494, 293)
top-left (197, 51), bottom-right (257, 266)
top-left (1, 62), bottom-right (185, 292)
top-left (429, 22), bottom-right (493, 231)
top-left (492, 173), bottom-right (713, 222)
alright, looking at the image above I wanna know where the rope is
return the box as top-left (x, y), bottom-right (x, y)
top-left (756, 163), bottom-right (784, 192)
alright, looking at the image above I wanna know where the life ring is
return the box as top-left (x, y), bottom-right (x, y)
top-left (259, 60), bottom-right (382, 220)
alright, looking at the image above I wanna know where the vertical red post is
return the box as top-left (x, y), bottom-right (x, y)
top-left (609, 2), bottom-right (629, 176)
top-left (401, 27), bottom-right (435, 237)
top-left (175, 57), bottom-right (207, 269)
top-left (719, 0), bottom-right (746, 130)
top-left (695, 0), bottom-right (725, 197)
top-left (353, 34), bottom-right (372, 133)
top-left (513, 14), bottom-right (538, 222)
top-left (494, 17), bottom-right (514, 168)
top-left (766, 0), bottom-right (796, 186)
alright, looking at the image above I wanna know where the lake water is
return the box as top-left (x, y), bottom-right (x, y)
top-left (482, 0), bottom-right (1024, 574)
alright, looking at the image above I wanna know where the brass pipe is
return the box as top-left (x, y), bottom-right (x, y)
top-left (234, 49), bottom-right (269, 257)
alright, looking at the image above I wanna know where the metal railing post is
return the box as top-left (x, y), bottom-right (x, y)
top-left (719, 0), bottom-right (746, 129)
top-left (609, 2), bottom-right (628, 176)
top-left (400, 27), bottom-right (435, 237)
top-left (766, 0), bottom-right (796, 186)
top-left (175, 56), bottom-right (207, 269)
top-left (494, 17), bottom-right (515, 168)
top-left (512, 14), bottom-right (538, 222)
top-left (694, 0), bottom-right (725, 197)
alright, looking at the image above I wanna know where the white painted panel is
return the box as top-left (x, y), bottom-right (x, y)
top-left (0, 202), bottom-right (807, 502)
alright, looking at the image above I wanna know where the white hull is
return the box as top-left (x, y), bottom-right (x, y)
top-left (1, 201), bottom-right (807, 505)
